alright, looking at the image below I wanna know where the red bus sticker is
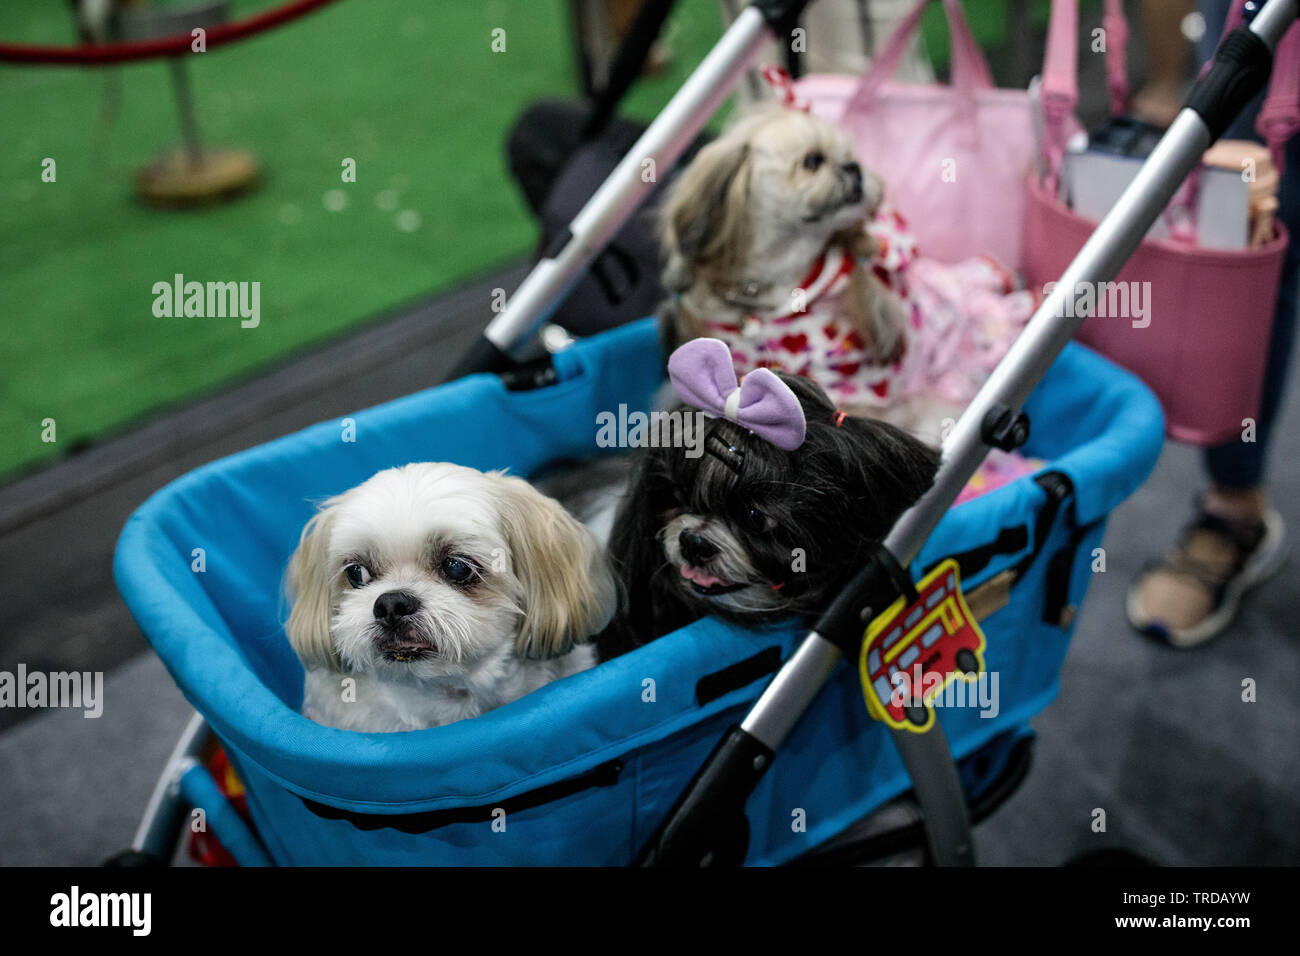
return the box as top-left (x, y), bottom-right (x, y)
top-left (857, 558), bottom-right (987, 734)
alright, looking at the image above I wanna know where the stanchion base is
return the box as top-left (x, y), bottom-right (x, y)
top-left (136, 148), bottom-right (259, 207)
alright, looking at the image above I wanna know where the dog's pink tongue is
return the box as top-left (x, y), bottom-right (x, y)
top-left (680, 564), bottom-right (728, 588)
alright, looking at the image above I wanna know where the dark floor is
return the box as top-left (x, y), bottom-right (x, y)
top-left (976, 420), bottom-right (1300, 866)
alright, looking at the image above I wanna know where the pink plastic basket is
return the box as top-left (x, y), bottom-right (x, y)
top-left (1025, 0), bottom-right (1299, 446)
top-left (1023, 177), bottom-right (1287, 445)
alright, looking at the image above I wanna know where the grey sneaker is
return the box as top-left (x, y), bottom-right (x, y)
top-left (1126, 504), bottom-right (1288, 648)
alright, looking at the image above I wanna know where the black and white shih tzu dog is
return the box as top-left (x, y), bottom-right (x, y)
top-left (286, 462), bottom-right (616, 732)
top-left (597, 338), bottom-right (939, 659)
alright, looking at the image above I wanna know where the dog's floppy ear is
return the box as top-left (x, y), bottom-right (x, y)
top-left (661, 135), bottom-right (753, 291)
top-left (286, 499), bottom-right (342, 671)
top-left (493, 474), bottom-right (618, 659)
top-left (599, 449), bottom-right (684, 658)
top-left (833, 415), bottom-right (940, 539)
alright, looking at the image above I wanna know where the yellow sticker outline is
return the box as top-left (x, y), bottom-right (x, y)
top-left (857, 558), bottom-right (987, 734)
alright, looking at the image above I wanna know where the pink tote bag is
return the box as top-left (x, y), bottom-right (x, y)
top-left (795, 0), bottom-right (1057, 269)
top-left (1024, 0), bottom-right (1298, 446)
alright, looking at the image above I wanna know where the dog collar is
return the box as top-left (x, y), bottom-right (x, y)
top-left (705, 243), bottom-right (855, 335)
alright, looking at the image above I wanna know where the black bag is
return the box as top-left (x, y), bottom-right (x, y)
top-left (503, 0), bottom-right (710, 336)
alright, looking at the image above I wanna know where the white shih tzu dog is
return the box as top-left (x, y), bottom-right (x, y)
top-left (285, 462), bottom-right (617, 733)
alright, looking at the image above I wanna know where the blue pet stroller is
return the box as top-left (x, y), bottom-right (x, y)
top-left (110, 0), bottom-right (1294, 866)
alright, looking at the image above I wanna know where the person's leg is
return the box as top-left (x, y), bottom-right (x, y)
top-left (1134, 0), bottom-right (1196, 127)
top-left (1203, 132), bottom-right (1300, 500)
top-left (1128, 227), bottom-right (1294, 644)
top-left (1197, 0), bottom-right (1234, 63)
top-left (1128, 1), bottom-right (1296, 645)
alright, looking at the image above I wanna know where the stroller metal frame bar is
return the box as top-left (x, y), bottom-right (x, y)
top-left (129, 711), bottom-right (210, 863)
top-left (451, 1), bottom-right (811, 377)
top-left (121, 711), bottom-right (274, 867)
top-left (733, 109), bottom-right (1232, 869)
top-left (638, 0), bottom-right (1298, 866)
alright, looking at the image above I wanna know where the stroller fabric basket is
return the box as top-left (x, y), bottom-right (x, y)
top-left (114, 318), bottom-right (1163, 866)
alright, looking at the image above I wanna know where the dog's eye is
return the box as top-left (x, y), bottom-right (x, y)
top-left (343, 563), bottom-right (371, 588)
top-left (441, 556), bottom-right (476, 586)
top-left (802, 151), bottom-right (825, 171)
top-left (743, 507), bottom-right (775, 532)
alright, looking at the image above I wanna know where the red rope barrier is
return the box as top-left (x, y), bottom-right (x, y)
top-left (0, 0), bottom-right (345, 66)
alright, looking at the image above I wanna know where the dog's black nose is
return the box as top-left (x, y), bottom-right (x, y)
top-left (842, 162), bottom-right (863, 201)
top-left (373, 590), bottom-right (420, 625)
top-left (842, 162), bottom-right (863, 202)
top-left (680, 530), bottom-right (719, 566)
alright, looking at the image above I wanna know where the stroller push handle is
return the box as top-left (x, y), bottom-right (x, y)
top-left (752, 0), bottom-right (814, 38)
top-left (1188, 23), bottom-right (1274, 142)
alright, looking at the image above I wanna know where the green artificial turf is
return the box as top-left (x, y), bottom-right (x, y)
top-left (0, 0), bottom-right (722, 478)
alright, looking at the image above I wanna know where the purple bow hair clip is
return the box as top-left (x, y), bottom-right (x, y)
top-left (667, 338), bottom-right (807, 451)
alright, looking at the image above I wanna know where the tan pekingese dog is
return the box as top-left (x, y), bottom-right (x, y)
top-left (659, 107), bottom-right (909, 388)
